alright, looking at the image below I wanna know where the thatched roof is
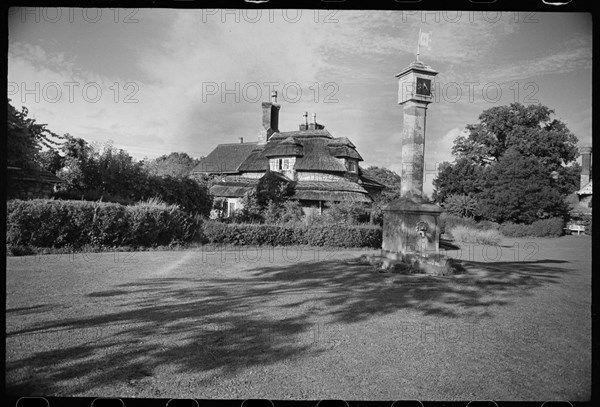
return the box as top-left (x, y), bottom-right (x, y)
top-left (271, 129), bottom-right (333, 139)
top-left (358, 173), bottom-right (386, 190)
top-left (7, 166), bottom-right (64, 184)
top-left (294, 138), bottom-right (347, 172)
top-left (192, 142), bottom-right (258, 174)
top-left (237, 148), bottom-right (269, 172)
top-left (577, 180), bottom-right (592, 196)
top-left (210, 175), bottom-right (373, 203)
top-left (262, 136), bottom-right (304, 158)
top-left (235, 130), bottom-right (364, 174)
top-left (209, 176), bottom-right (259, 198)
top-left (295, 190), bottom-right (371, 203)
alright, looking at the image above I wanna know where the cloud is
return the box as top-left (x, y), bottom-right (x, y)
top-left (7, 9), bottom-right (592, 168)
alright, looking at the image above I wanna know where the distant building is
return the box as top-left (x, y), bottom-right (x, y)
top-left (566, 146), bottom-right (592, 215)
top-left (7, 166), bottom-right (64, 200)
top-left (565, 144), bottom-right (592, 234)
top-left (191, 92), bottom-right (385, 216)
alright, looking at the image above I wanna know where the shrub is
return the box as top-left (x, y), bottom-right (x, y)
top-left (529, 217), bottom-right (565, 237)
top-left (449, 225), bottom-right (502, 245)
top-left (7, 199), bottom-right (203, 251)
top-left (264, 200), bottom-right (304, 225)
top-left (443, 194), bottom-right (480, 218)
top-left (440, 213), bottom-right (500, 237)
top-left (500, 217), bottom-right (564, 238)
top-left (440, 213), bottom-right (476, 234)
top-left (321, 201), bottom-right (368, 225)
top-left (202, 221), bottom-right (382, 248)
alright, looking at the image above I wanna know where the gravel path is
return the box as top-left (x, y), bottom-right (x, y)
top-left (6, 237), bottom-right (591, 400)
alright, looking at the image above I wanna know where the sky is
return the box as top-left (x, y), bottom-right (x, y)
top-left (8, 9), bottom-right (592, 195)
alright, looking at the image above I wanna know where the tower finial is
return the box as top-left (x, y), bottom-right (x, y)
top-left (416, 27), bottom-right (421, 62)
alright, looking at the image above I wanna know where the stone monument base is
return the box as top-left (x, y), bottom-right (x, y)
top-left (382, 195), bottom-right (443, 259)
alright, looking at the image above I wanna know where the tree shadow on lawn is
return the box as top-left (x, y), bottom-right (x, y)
top-left (6, 254), bottom-right (571, 396)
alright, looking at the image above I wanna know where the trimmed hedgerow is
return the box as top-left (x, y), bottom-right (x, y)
top-left (7, 199), bottom-right (203, 250)
top-left (500, 217), bottom-right (565, 238)
top-left (202, 221), bottom-right (382, 248)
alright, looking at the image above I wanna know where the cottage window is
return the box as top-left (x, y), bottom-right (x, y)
top-left (278, 158), bottom-right (290, 171)
top-left (228, 202), bottom-right (235, 216)
top-left (347, 160), bottom-right (357, 173)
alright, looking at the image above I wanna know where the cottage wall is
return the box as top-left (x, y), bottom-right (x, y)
top-left (240, 172), bottom-right (263, 179)
top-left (296, 172), bottom-right (344, 182)
top-left (268, 157), bottom-right (297, 180)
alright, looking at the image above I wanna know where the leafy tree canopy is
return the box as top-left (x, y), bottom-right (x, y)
top-left (477, 149), bottom-right (569, 224)
top-left (362, 166), bottom-right (402, 191)
top-left (142, 152), bottom-right (201, 179)
top-left (7, 100), bottom-right (64, 169)
top-left (432, 158), bottom-right (485, 203)
top-left (452, 103), bottom-right (579, 171)
top-left (255, 170), bottom-right (295, 208)
top-left (433, 103), bottom-right (580, 224)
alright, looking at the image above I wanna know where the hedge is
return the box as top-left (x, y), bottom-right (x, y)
top-left (202, 221), bottom-right (382, 248)
top-left (500, 217), bottom-right (565, 238)
top-left (441, 213), bottom-right (565, 238)
top-left (7, 199), bottom-right (203, 250)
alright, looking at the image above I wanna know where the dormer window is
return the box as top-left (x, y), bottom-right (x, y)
top-left (278, 158), bottom-right (290, 171)
top-left (347, 160), bottom-right (357, 173)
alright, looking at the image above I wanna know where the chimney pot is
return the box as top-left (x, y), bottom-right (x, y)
top-left (312, 113), bottom-right (317, 124)
top-left (271, 91), bottom-right (277, 104)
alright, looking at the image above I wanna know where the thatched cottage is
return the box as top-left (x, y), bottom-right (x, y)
top-left (191, 92), bottom-right (385, 216)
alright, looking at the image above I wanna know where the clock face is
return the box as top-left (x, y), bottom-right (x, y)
top-left (416, 78), bottom-right (431, 96)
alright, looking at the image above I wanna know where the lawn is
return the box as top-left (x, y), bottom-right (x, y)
top-left (5, 236), bottom-right (591, 400)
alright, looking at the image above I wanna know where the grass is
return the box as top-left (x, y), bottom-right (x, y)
top-left (5, 236), bottom-right (591, 400)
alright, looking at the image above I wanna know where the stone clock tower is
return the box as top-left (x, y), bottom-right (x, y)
top-left (381, 60), bottom-right (442, 261)
top-left (395, 60), bottom-right (438, 197)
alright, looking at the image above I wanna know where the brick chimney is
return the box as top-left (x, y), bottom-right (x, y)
top-left (580, 145), bottom-right (592, 188)
top-left (299, 112), bottom-right (308, 130)
top-left (258, 91), bottom-right (280, 145)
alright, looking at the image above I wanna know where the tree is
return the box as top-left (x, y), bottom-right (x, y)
top-left (434, 103), bottom-right (580, 223)
top-left (362, 166), bottom-right (403, 224)
top-left (362, 166), bottom-right (402, 191)
top-left (555, 163), bottom-right (582, 196)
top-left (452, 103), bottom-right (578, 170)
top-left (477, 149), bottom-right (569, 224)
top-left (432, 158), bottom-right (485, 203)
top-left (255, 170), bottom-right (295, 209)
top-left (442, 194), bottom-right (480, 219)
top-left (7, 100), bottom-right (63, 169)
top-left (142, 152), bottom-right (201, 179)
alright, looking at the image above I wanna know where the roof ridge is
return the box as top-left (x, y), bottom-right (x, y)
top-left (217, 141), bottom-right (258, 146)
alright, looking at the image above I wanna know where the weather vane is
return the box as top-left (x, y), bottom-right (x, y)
top-left (416, 28), bottom-right (432, 62)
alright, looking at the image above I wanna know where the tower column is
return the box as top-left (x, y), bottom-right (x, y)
top-left (382, 60), bottom-right (442, 261)
top-left (401, 101), bottom-right (428, 197)
top-left (580, 145), bottom-right (592, 188)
